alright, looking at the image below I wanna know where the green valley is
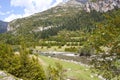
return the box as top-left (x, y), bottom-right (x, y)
top-left (0, 0), bottom-right (120, 80)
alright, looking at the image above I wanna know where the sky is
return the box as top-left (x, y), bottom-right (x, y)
top-left (0, 0), bottom-right (66, 22)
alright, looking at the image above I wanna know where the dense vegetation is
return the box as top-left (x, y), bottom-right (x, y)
top-left (0, 10), bottom-right (104, 45)
top-left (38, 8), bottom-right (120, 79)
top-left (88, 9), bottom-right (120, 79)
top-left (0, 43), bottom-right (66, 80)
top-left (0, 43), bottom-right (46, 80)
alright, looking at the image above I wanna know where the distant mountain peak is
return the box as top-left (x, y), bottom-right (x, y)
top-left (0, 20), bottom-right (8, 33)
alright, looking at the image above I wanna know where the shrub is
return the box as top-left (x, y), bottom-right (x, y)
top-left (65, 47), bottom-right (78, 52)
top-left (47, 62), bottom-right (65, 80)
top-left (0, 43), bottom-right (46, 80)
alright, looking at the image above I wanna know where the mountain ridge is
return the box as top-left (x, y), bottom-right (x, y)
top-left (6, 0), bottom-right (120, 32)
top-left (7, 0), bottom-right (85, 32)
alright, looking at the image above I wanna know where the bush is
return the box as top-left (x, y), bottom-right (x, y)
top-left (58, 46), bottom-right (62, 49)
top-left (0, 43), bottom-right (46, 80)
top-left (78, 46), bottom-right (94, 57)
top-left (65, 47), bottom-right (78, 52)
top-left (47, 62), bottom-right (65, 80)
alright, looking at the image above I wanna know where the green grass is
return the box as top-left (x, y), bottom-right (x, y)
top-left (0, 75), bottom-right (3, 79)
top-left (39, 55), bottom-right (99, 80)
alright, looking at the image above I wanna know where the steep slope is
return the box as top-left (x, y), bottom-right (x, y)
top-left (0, 20), bottom-right (8, 33)
top-left (1, 0), bottom-right (120, 45)
top-left (85, 0), bottom-right (120, 12)
top-left (4, 0), bottom-right (86, 44)
top-left (7, 0), bottom-right (120, 32)
top-left (8, 0), bottom-right (85, 32)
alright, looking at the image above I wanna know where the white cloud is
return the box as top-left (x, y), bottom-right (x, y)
top-left (11, 0), bottom-right (64, 16)
top-left (4, 0), bottom-right (64, 22)
top-left (4, 14), bottom-right (23, 22)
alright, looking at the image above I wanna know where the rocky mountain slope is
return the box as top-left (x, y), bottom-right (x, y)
top-left (7, 0), bottom-right (86, 32)
top-left (85, 0), bottom-right (120, 12)
top-left (0, 20), bottom-right (8, 33)
top-left (7, 0), bottom-right (120, 32)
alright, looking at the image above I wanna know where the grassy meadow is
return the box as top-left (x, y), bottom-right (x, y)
top-left (39, 55), bottom-right (99, 80)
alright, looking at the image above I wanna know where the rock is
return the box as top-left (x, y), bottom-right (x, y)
top-left (85, 0), bottom-right (120, 12)
top-left (0, 71), bottom-right (7, 77)
top-left (0, 71), bottom-right (22, 80)
top-left (90, 75), bottom-right (94, 78)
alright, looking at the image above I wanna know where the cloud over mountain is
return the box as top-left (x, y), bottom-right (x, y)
top-left (4, 0), bottom-right (64, 22)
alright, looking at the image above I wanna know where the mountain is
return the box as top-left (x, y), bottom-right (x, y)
top-left (7, 0), bottom-right (86, 32)
top-left (7, 0), bottom-right (120, 32)
top-left (1, 0), bottom-right (120, 44)
top-left (0, 1), bottom-right (120, 79)
top-left (85, 0), bottom-right (120, 12)
top-left (0, 20), bottom-right (8, 33)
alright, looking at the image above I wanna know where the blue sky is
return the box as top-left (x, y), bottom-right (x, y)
top-left (0, 0), bottom-right (65, 22)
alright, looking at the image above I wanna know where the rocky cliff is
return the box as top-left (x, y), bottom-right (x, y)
top-left (85, 0), bottom-right (120, 12)
top-left (0, 71), bottom-right (22, 80)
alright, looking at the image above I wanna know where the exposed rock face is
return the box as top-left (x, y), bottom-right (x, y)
top-left (85, 0), bottom-right (120, 12)
top-left (0, 71), bottom-right (22, 80)
top-left (7, 24), bottom-right (13, 31)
